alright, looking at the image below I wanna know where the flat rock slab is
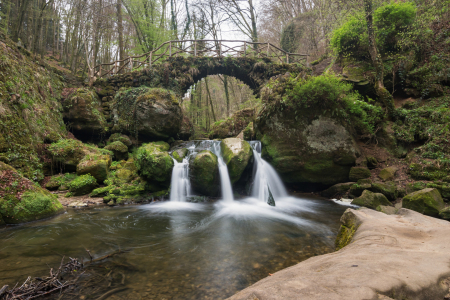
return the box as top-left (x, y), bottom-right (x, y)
top-left (228, 208), bottom-right (450, 300)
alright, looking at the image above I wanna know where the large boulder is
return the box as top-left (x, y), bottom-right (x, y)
top-left (112, 87), bottom-right (182, 141)
top-left (104, 141), bottom-right (129, 161)
top-left (135, 141), bottom-right (174, 187)
top-left (172, 148), bottom-right (188, 163)
top-left (221, 138), bottom-right (253, 184)
top-left (63, 88), bottom-right (108, 141)
top-left (190, 150), bottom-right (220, 196)
top-left (379, 166), bottom-right (398, 181)
top-left (107, 133), bottom-right (133, 147)
top-left (371, 181), bottom-right (398, 201)
top-left (0, 162), bottom-right (64, 224)
top-left (76, 154), bottom-right (112, 183)
top-left (351, 190), bottom-right (392, 209)
top-left (179, 116), bottom-right (193, 140)
top-left (349, 167), bottom-right (371, 182)
top-left (210, 108), bottom-right (255, 139)
top-left (402, 188), bottom-right (445, 217)
top-left (258, 114), bottom-right (360, 188)
top-left (439, 207), bottom-right (450, 220)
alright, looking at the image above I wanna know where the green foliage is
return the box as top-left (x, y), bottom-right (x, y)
top-left (330, 13), bottom-right (368, 58)
top-left (281, 74), bottom-right (385, 134)
top-left (68, 174), bottom-right (98, 195)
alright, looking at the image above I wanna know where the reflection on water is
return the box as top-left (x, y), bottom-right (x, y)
top-left (0, 196), bottom-right (346, 300)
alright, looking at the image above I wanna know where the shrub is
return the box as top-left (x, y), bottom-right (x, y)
top-left (330, 13), bottom-right (368, 59)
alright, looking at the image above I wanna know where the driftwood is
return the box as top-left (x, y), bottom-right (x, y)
top-left (0, 257), bottom-right (82, 300)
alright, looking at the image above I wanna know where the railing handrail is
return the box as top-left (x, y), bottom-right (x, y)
top-left (93, 39), bottom-right (308, 78)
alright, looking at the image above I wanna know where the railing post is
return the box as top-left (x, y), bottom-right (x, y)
top-left (99, 65), bottom-right (102, 77)
top-left (114, 62), bottom-right (117, 74)
top-left (267, 43), bottom-right (270, 57)
top-left (149, 52), bottom-right (152, 67)
top-left (169, 41), bottom-right (172, 57)
top-left (194, 41), bottom-right (197, 57)
top-left (286, 53), bottom-right (289, 64)
top-left (219, 41), bottom-right (222, 57)
top-left (244, 42), bottom-right (247, 58)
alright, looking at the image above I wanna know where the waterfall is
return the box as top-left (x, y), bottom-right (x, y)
top-left (249, 141), bottom-right (288, 204)
top-left (211, 141), bottom-right (234, 201)
top-left (169, 156), bottom-right (192, 202)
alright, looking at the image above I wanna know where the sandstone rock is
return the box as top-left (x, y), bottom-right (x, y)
top-left (371, 181), bottom-right (398, 201)
top-left (63, 88), bottom-right (108, 141)
top-left (321, 182), bottom-right (355, 198)
top-left (112, 87), bottom-right (182, 141)
top-left (376, 205), bottom-right (398, 215)
top-left (221, 138), bottom-right (253, 184)
top-left (189, 150), bottom-right (219, 196)
top-left (379, 166), bottom-right (398, 181)
top-left (351, 190), bottom-right (392, 209)
top-left (349, 167), bottom-right (371, 181)
top-left (227, 208), bottom-right (450, 300)
top-left (0, 162), bottom-right (64, 224)
top-left (172, 148), bottom-right (188, 163)
top-left (402, 188), bottom-right (444, 217)
top-left (135, 141), bottom-right (174, 187)
top-left (77, 154), bottom-right (111, 183)
top-left (104, 141), bottom-right (128, 161)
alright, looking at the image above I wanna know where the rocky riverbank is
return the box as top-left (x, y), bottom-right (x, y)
top-left (228, 207), bottom-right (450, 300)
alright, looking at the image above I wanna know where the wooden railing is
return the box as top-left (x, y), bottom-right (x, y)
top-left (93, 40), bottom-right (308, 78)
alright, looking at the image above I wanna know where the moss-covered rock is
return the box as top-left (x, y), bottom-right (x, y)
top-left (349, 167), bottom-right (371, 182)
top-left (91, 185), bottom-right (115, 197)
top-left (321, 182), bottom-right (355, 198)
top-left (221, 138), bottom-right (253, 184)
top-left (438, 207), bottom-right (450, 220)
top-left (190, 150), bottom-right (219, 196)
top-left (107, 133), bottom-right (133, 147)
top-left (376, 205), bottom-right (398, 215)
top-left (379, 166), bottom-right (398, 181)
top-left (366, 156), bottom-right (378, 169)
top-left (135, 141), bottom-right (174, 187)
top-left (402, 188), bottom-right (445, 217)
top-left (348, 183), bottom-right (372, 198)
top-left (112, 87), bottom-right (182, 141)
top-left (210, 108), bottom-right (255, 139)
top-left (335, 208), bottom-right (361, 250)
top-left (172, 148), bottom-right (188, 163)
top-left (63, 88), bottom-right (108, 141)
top-left (77, 154), bottom-right (111, 183)
top-left (243, 122), bottom-right (255, 140)
top-left (68, 174), bottom-right (98, 196)
top-left (371, 181), bottom-right (398, 201)
top-left (104, 141), bottom-right (128, 161)
top-left (45, 173), bottom-right (77, 191)
top-left (179, 116), bottom-right (193, 141)
top-left (0, 162), bottom-right (64, 224)
top-left (351, 190), bottom-right (392, 209)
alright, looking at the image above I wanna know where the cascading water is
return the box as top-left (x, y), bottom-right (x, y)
top-left (211, 141), bottom-right (234, 202)
top-left (169, 141), bottom-right (234, 202)
top-left (249, 141), bottom-right (288, 205)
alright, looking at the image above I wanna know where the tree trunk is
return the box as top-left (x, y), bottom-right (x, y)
top-left (364, 0), bottom-right (395, 119)
top-left (117, 0), bottom-right (124, 70)
top-left (205, 77), bottom-right (217, 122)
top-left (223, 75), bottom-right (230, 117)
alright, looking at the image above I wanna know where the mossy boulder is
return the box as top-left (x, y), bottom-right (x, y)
top-left (104, 141), bottom-right (128, 161)
top-left (190, 150), bottom-right (219, 196)
top-left (91, 185), bottom-right (115, 197)
top-left (210, 108), bottom-right (255, 139)
top-left (379, 166), bottom-right (398, 181)
top-left (371, 181), bottom-right (398, 201)
top-left (439, 207), bottom-right (450, 220)
top-left (402, 188), bottom-right (445, 217)
top-left (349, 183), bottom-right (372, 198)
top-left (63, 88), bottom-right (108, 141)
top-left (172, 148), bottom-right (188, 163)
top-left (321, 182), bottom-right (355, 198)
top-left (135, 142), bottom-right (174, 187)
top-left (407, 181), bottom-right (450, 201)
top-left (45, 173), bottom-right (77, 191)
top-left (351, 190), bottom-right (392, 209)
top-left (366, 156), bottom-right (378, 169)
top-left (258, 114), bottom-right (360, 187)
top-left (221, 138), bottom-right (253, 184)
top-left (376, 205), bottom-right (398, 215)
top-left (179, 116), bottom-right (193, 141)
top-left (112, 87), bottom-right (182, 141)
top-left (335, 208), bottom-right (361, 250)
top-left (77, 154), bottom-right (111, 183)
top-left (349, 167), bottom-right (371, 182)
top-left (107, 133), bottom-right (133, 147)
top-left (243, 122), bottom-right (255, 140)
top-left (0, 162), bottom-right (64, 224)
top-left (68, 174), bottom-right (98, 196)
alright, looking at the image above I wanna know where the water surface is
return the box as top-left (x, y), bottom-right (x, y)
top-left (0, 196), bottom-right (346, 299)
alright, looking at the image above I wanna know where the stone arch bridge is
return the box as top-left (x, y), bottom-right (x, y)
top-left (93, 40), bottom-right (309, 97)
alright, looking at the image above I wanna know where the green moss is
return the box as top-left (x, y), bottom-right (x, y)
top-left (108, 133), bottom-right (133, 147)
top-left (371, 181), bottom-right (398, 200)
top-left (135, 142), bottom-right (173, 186)
top-left (104, 141), bottom-right (128, 161)
top-left (91, 185), bottom-right (116, 197)
top-left (335, 223), bottom-right (358, 251)
top-left (172, 148), bottom-right (188, 163)
top-left (190, 150), bottom-right (219, 196)
top-left (221, 139), bottom-right (253, 184)
top-left (68, 174), bottom-right (98, 196)
top-left (402, 188), bottom-right (444, 217)
top-left (351, 190), bottom-right (392, 208)
top-left (76, 154), bottom-right (111, 183)
top-left (349, 167), bottom-right (371, 181)
top-left (45, 173), bottom-right (77, 191)
top-left (210, 109), bottom-right (255, 139)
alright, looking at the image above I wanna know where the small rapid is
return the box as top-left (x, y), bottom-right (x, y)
top-left (211, 141), bottom-right (234, 201)
top-left (169, 157), bottom-right (191, 202)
